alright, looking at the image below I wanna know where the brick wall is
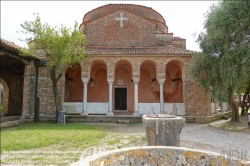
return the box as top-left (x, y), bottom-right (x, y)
top-left (86, 10), bottom-right (156, 46)
top-left (184, 80), bottom-right (211, 116)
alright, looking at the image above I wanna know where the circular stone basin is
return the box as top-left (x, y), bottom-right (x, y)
top-left (71, 146), bottom-right (250, 166)
top-left (147, 114), bottom-right (176, 118)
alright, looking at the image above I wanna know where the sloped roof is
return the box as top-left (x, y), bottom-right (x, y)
top-left (85, 46), bottom-right (194, 55)
top-left (0, 38), bottom-right (39, 60)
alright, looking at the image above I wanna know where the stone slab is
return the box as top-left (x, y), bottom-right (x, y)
top-left (63, 102), bottom-right (109, 115)
top-left (138, 103), bottom-right (160, 115)
top-left (142, 115), bottom-right (185, 146)
top-left (63, 102), bottom-right (83, 114)
top-left (87, 103), bottom-right (109, 114)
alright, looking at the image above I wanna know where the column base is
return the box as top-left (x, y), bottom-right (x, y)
top-left (81, 111), bottom-right (88, 116)
top-left (133, 111), bottom-right (141, 116)
top-left (107, 112), bottom-right (114, 116)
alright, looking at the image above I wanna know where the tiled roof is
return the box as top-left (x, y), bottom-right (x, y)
top-left (0, 38), bottom-right (39, 60)
top-left (85, 46), bottom-right (194, 55)
top-left (0, 38), bottom-right (22, 51)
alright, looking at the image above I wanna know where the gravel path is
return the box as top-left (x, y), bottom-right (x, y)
top-left (86, 121), bottom-right (250, 161)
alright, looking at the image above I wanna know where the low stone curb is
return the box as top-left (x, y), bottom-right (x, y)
top-left (0, 119), bottom-right (31, 129)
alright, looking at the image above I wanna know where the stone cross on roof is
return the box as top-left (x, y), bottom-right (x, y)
top-left (116, 12), bottom-right (127, 27)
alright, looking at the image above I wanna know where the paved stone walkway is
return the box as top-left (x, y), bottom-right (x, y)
top-left (84, 122), bottom-right (250, 161)
top-left (1, 118), bottom-right (250, 165)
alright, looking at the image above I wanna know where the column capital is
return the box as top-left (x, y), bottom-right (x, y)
top-left (107, 78), bottom-right (114, 84)
top-left (157, 79), bottom-right (165, 85)
top-left (81, 78), bottom-right (89, 84)
top-left (133, 78), bottom-right (140, 84)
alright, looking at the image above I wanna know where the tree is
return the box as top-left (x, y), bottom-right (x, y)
top-left (238, 80), bottom-right (250, 116)
top-left (19, 13), bottom-right (86, 120)
top-left (191, 0), bottom-right (250, 122)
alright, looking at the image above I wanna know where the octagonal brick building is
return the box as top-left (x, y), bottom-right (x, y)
top-left (62, 3), bottom-right (211, 117)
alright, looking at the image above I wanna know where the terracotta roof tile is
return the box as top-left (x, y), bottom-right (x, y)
top-left (85, 46), bottom-right (194, 55)
top-left (0, 38), bottom-right (22, 51)
top-left (0, 38), bottom-right (39, 60)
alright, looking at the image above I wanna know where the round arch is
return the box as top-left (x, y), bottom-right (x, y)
top-left (89, 59), bottom-right (107, 81)
top-left (164, 60), bottom-right (184, 103)
top-left (0, 78), bottom-right (9, 114)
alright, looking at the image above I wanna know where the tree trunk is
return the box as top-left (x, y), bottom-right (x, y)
top-left (240, 85), bottom-right (250, 116)
top-left (240, 92), bottom-right (247, 116)
top-left (50, 65), bottom-right (62, 120)
top-left (229, 91), bottom-right (239, 122)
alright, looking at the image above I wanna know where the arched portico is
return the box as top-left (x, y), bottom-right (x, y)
top-left (164, 60), bottom-right (185, 115)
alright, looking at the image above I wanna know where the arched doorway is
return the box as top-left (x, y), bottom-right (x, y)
top-left (0, 78), bottom-right (9, 115)
top-left (114, 60), bottom-right (132, 112)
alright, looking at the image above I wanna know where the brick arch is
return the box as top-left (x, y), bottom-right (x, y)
top-left (0, 78), bottom-right (9, 114)
top-left (165, 60), bottom-right (184, 102)
top-left (115, 60), bottom-right (133, 85)
top-left (166, 59), bottom-right (185, 79)
top-left (89, 59), bottom-right (107, 80)
top-left (140, 60), bottom-right (157, 81)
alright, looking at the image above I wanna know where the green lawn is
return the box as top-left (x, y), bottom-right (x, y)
top-left (0, 122), bottom-right (145, 165)
top-left (0, 122), bottom-right (106, 153)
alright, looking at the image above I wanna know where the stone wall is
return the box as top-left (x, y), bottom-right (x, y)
top-left (22, 61), bottom-right (65, 117)
top-left (184, 80), bottom-right (211, 116)
top-left (22, 61), bottom-right (36, 117)
top-left (73, 146), bottom-right (249, 166)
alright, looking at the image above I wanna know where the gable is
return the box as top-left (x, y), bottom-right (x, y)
top-left (85, 10), bottom-right (156, 47)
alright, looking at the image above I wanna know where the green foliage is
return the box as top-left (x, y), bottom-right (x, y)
top-left (0, 106), bottom-right (2, 113)
top-left (191, 0), bottom-right (250, 102)
top-left (0, 123), bottom-right (106, 152)
top-left (18, 13), bottom-right (87, 115)
top-left (19, 13), bottom-right (86, 73)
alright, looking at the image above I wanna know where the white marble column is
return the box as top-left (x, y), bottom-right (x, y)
top-left (81, 78), bottom-right (89, 115)
top-left (133, 78), bottom-right (140, 116)
top-left (158, 79), bottom-right (165, 113)
top-left (107, 78), bottom-right (114, 116)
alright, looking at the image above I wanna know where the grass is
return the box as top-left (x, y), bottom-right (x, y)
top-left (0, 122), bottom-right (146, 165)
top-left (0, 122), bottom-right (106, 153)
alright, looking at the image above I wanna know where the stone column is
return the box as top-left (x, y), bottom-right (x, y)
top-left (158, 79), bottom-right (165, 113)
top-left (133, 78), bottom-right (140, 116)
top-left (21, 61), bottom-right (35, 118)
top-left (107, 78), bottom-right (114, 116)
top-left (81, 78), bottom-right (89, 115)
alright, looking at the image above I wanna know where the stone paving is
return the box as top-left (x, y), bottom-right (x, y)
top-left (1, 118), bottom-right (250, 165)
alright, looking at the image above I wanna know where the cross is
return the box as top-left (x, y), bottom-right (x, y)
top-left (116, 12), bottom-right (127, 27)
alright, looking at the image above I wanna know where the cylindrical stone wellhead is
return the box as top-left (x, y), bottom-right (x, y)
top-left (142, 115), bottom-right (185, 146)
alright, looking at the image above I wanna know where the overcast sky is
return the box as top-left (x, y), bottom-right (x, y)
top-left (1, 1), bottom-right (218, 51)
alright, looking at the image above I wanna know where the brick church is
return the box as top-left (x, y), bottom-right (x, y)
top-left (1, 4), bottom-right (217, 121)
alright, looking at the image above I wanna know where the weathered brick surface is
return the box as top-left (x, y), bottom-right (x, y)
top-left (19, 4), bottom-right (211, 117)
top-left (86, 10), bottom-right (156, 46)
top-left (184, 80), bottom-right (211, 116)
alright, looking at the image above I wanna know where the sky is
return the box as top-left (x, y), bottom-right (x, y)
top-left (1, 1), bottom-right (218, 51)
